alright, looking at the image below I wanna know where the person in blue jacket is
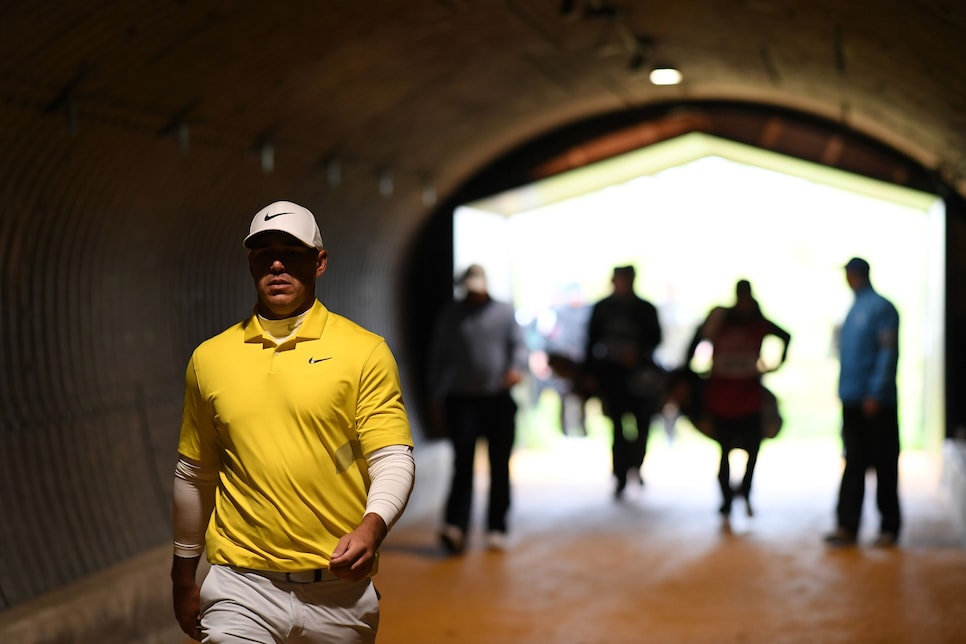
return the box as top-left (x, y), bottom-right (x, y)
top-left (825, 257), bottom-right (902, 547)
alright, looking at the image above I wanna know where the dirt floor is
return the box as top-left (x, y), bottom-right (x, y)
top-left (374, 436), bottom-right (966, 643)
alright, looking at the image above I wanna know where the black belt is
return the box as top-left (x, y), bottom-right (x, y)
top-left (233, 567), bottom-right (335, 583)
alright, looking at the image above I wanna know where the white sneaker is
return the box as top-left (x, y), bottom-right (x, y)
top-left (486, 531), bottom-right (508, 552)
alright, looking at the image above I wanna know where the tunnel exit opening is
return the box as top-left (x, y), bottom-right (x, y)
top-left (452, 132), bottom-right (945, 456)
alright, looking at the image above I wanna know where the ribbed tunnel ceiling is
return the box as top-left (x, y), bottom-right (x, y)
top-left (5, 0), bottom-right (966, 199)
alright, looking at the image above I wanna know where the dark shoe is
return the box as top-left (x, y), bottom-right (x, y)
top-left (439, 525), bottom-right (465, 555)
top-left (718, 502), bottom-right (732, 516)
top-left (743, 496), bottom-right (754, 517)
top-left (731, 487), bottom-right (754, 516)
top-left (628, 468), bottom-right (644, 487)
top-left (614, 475), bottom-right (627, 499)
top-left (824, 528), bottom-right (857, 547)
top-left (872, 532), bottom-right (898, 548)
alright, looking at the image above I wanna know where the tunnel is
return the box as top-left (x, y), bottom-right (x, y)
top-left (1, 2), bottom-right (965, 642)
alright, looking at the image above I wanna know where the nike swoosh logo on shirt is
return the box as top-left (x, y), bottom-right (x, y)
top-left (308, 357), bottom-right (332, 364)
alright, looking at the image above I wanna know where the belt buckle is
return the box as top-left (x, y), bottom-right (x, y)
top-left (285, 570), bottom-right (322, 583)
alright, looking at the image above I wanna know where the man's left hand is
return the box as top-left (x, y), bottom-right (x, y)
top-left (328, 513), bottom-right (388, 581)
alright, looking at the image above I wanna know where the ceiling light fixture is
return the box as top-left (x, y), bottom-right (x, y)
top-left (378, 168), bottom-right (394, 197)
top-left (260, 143), bottom-right (275, 173)
top-left (649, 65), bottom-right (683, 85)
top-left (176, 123), bottom-right (190, 155)
top-left (421, 182), bottom-right (437, 207)
top-left (326, 158), bottom-right (342, 187)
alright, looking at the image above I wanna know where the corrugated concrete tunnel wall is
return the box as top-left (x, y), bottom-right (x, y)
top-left (2, 61), bottom-right (966, 644)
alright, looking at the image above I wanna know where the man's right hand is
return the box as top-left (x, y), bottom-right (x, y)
top-left (173, 582), bottom-right (201, 640)
top-left (862, 397), bottom-right (881, 418)
top-left (172, 555), bottom-right (202, 641)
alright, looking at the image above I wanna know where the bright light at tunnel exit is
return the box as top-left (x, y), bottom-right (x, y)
top-left (454, 133), bottom-right (945, 451)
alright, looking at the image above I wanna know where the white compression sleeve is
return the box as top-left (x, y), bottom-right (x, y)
top-left (365, 445), bottom-right (416, 530)
top-left (172, 457), bottom-right (218, 558)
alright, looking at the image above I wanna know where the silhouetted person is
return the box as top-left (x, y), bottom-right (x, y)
top-left (687, 279), bottom-right (790, 518)
top-left (543, 282), bottom-right (592, 436)
top-left (825, 257), bottom-right (901, 547)
top-left (429, 264), bottom-right (528, 553)
top-left (583, 265), bottom-right (663, 498)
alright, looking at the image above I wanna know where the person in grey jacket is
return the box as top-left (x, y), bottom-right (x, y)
top-left (825, 257), bottom-right (901, 547)
top-left (429, 264), bottom-right (529, 554)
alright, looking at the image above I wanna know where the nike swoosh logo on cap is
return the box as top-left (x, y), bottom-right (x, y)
top-left (264, 211), bottom-right (293, 221)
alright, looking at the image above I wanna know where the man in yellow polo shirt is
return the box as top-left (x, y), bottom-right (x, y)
top-left (171, 201), bottom-right (415, 643)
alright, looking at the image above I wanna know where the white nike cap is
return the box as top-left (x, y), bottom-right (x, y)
top-left (243, 200), bottom-right (324, 250)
